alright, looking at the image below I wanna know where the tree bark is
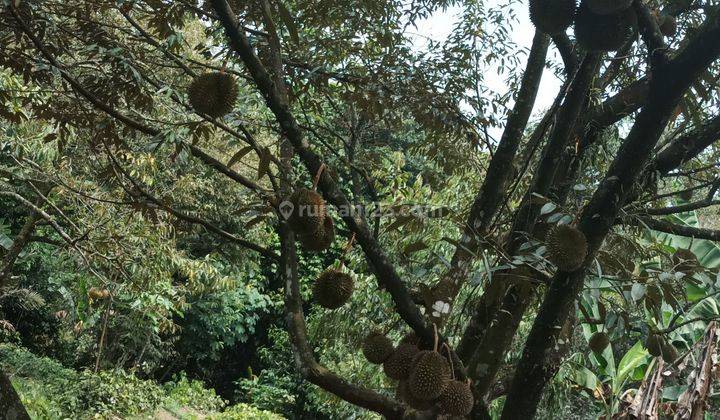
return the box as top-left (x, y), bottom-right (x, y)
top-left (460, 54), bottom-right (601, 395)
top-left (501, 8), bottom-right (720, 417)
top-left (0, 371), bottom-right (30, 420)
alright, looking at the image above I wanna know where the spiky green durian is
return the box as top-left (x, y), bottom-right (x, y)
top-left (397, 380), bottom-right (434, 410)
top-left (312, 269), bottom-right (353, 309)
top-left (298, 216), bottom-right (334, 252)
top-left (547, 224), bottom-right (588, 271)
top-left (362, 331), bottom-right (394, 364)
top-left (383, 343), bottom-right (419, 380)
top-left (529, 0), bottom-right (577, 34)
top-left (575, 1), bottom-right (636, 52)
top-left (408, 350), bottom-right (451, 400)
top-left (645, 333), bottom-right (665, 357)
top-left (187, 72), bottom-right (238, 118)
top-left (589, 332), bottom-right (610, 353)
top-left (288, 188), bottom-right (326, 236)
top-left (438, 380), bottom-right (474, 416)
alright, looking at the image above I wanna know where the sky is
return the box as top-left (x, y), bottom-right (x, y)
top-left (408, 2), bottom-right (564, 137)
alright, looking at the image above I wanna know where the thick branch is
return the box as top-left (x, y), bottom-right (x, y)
top-left (0, 187), bottom-right (50, 285)
top-left (457, 54), bottom-right (600, 367)
top-left (426, 32), bottom-right (550, 328)
top-left (279, 218), bottom-right (405, 418)
top-left (501, 8), bottom-right (720, 418)
top-left (209, 0), bottom-right (441, 346)
top-left (652, 113), bottom-right (720, 175)
top-left (0, 370), bottom-right (30, 420)
top-left (632, 217), bottom-right (720, 241)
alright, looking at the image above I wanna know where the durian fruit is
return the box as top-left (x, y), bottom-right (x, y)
top-left (587, 0), bottom-right (632, 15)
top-left (529, 0), bottom-right (577, 35)
top-left (400, 332), bottom-right (433, 350)
top-left (438, 380), bottom-right (474, 416)
top-left (672, 249), bottom-right (698, 274)
top-left (645, 333), bottom-right (665, 357)
top-left (298, 216), bottom-right (334, 252)
top-left (312, 269), bottom-right (354, 309)
top-left (400, 332), bottom-right (420, 346)
top-left (362, 331), bottom-right (394, 364)
top-left (408, 350), bottom-right (451, 400)
top-left (659, 15), bottom-right (677, 37)
top-left (575, 1), bottom-right (636, 52)
top-left (661, 341), bottom-right (679, 363)
top-left (547, 224), bottom-right (588, 271)
top-left (187, 72), bottom-right (238, 118)
top-left (383, 343), bottom-right (419, 380)
top-left (288, 188), bottom-right (327, 236)
top-left (396, 380), bottom-right (434, 410)
top-left (589, 332), bottom-right (610, 353)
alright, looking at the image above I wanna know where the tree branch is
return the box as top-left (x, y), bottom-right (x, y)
top-left (278, 208), bottom-right (406, 418)
top-left (7, 4), bottom-right (265, 194)
top-left (631, 217), bottom-right (720, 241)
top-left (209, 0), bottom-right (441, 347)
top-left (501, 8), bottom-right (720, 418)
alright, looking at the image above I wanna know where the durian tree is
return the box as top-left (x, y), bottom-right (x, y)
top-left (2, 0), bottom-right (720, 418)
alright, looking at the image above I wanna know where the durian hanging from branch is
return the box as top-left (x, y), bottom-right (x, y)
top-left (407, 325), bottom-right (451, 401)
top-left (529, 0), bottom-right (577, 34)
top-left (574, 0), bottom-right (637, 52)
top-left (312, 267), bottom-right (354, 309)
top-left (547, 223), bottom-right (588, 271)
top-left (187, 71), bottom-right (238, 118)
top-left (289, 164), bottom-right (336, 252)
top-left (438, 343), bottom-right (474, 416)
top-left (362, 331), bottom-right (394, 364)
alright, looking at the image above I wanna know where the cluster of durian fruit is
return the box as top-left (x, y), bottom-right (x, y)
top-left (530, 0), bottom-right (677, 51)
top-left (288, 188), bottom-right (336, 252)
top-left (362, 331), bottom-right (474, 416)
top-left (588, 330), bottom-right (678, 363)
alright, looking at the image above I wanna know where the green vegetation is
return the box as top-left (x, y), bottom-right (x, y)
top-left (1, 0), bottom-right (719, 419)
top-left (1, 344), bottom-right (282, 419)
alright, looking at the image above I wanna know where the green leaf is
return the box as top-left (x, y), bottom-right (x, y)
top-left (227, 146), bottom-right (253, 168)
top-left (540, 202), bottom-right (556, 215)
top-left (570, 365), bottom-right (598, 392)
top-left (613, 340), bottom-right (648, 393)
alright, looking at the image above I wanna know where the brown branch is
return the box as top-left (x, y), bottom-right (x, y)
top-left (278, 210), bottom-right (406, 418)
top-left (637, 199), bottom-right (720, 216)
top-left (0, 187), bottom-right (50, 285)
top-left (209, 0), bottom-right (440, 348)
top-left (632, 217), bottom-right (720, 241)
top-left (7, 5), bottom-right (264, 194)
top-left (0, 370), bottom-right (30, 420)
top-left (426, 31), bottom-right (550, 328)
top-left (458, 54), bottom-right (601, 389)
top-left (501, 8), bottom-right (720, 417)
top-left (551, 32), bottom-right (578, 75)
top-left (651, 113), bottom-right (720, 175)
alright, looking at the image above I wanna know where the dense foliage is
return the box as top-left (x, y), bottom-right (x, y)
top-left (0, 0), bottom-right (719, 419)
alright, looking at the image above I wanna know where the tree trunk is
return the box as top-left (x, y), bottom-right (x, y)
top-left (0, 371), bottom-right (30, 420)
